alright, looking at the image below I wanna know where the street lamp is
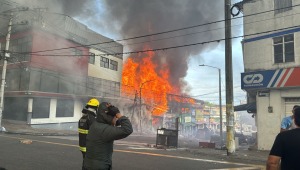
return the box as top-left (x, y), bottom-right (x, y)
top-left (139, 80), bottom-right (154, 133)
top-left (199, 64), bottom-right (223, 148)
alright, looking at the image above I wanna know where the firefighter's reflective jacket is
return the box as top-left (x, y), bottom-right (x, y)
top-left (78, 108), bottom-right (96, 153)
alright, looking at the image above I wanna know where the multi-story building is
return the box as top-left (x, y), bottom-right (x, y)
top-left (240, 0), bottom-right (300, 150)
top-left (166, 94), bottom-right (205, 135)
top-left (0, 9), bottom-right (123, 125)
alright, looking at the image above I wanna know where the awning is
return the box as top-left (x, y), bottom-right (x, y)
top-left (234, 102), bottom-right (256, 113)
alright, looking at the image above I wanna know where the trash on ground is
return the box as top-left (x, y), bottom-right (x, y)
top-left (20, 139), bottom-right (33, 144)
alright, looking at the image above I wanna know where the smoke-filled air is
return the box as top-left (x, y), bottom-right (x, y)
top-left (9, 0), bottom-right (225, 122)
top-left (13, 0), bottom-right (224, 95)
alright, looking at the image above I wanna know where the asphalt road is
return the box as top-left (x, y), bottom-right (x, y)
top-left (0, 133), bottom-right (264, 170)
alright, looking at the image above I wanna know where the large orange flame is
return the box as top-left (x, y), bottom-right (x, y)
top-left (122, 49), bottom-right (175, 116)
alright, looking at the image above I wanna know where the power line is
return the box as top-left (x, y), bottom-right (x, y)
top-left (71, 11), bottom-right (300, 51)
top-left (190, 85), bottom-right (244, 97)
top-left (2, 6), bottom-right (298, 54)
top-left (11, 24), bottom-right (300, 57)
top-left (23, 3), bottom-right (300, 54)
top-left (2, 3), bottom-right (300, 57)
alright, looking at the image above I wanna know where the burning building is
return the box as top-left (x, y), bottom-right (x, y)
top-left (166, 94), bottom-right (204, 135)
top-left (121, 53), bottom-right (205, 133)
top-left (0, 8), bottom-right (123, 124)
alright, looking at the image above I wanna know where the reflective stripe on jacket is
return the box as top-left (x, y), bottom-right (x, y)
top-left (78, 128), bottom-right (88, 134)
top-left (79, 146), bottom-right (86, 152)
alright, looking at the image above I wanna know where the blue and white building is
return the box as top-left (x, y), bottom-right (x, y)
top-left (240, 0), bottom-right (300, 150)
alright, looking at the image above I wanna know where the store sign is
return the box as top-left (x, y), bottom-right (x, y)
top-left (185, 116), bottom-right (191, 123)
top-left (241, 67), bottom-right (300, 89)
top-left (195, 109), bottom-right (203, 121)
top-left (157, 130), bottom-right (164, 135)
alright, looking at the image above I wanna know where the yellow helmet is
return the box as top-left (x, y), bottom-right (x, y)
top-left (86, 98), bottom-right (99, 107)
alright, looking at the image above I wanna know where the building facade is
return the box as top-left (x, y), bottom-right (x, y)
top-left (0, 9), bottom-right (123, 124)
top-left (241, 0), bottom-right (300, 150)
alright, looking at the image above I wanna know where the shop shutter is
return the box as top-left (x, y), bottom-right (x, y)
top-left (285, 98), bottom-right (300, 117)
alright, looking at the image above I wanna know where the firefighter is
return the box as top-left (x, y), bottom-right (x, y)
top-left (78, 98), bottom-right (99, 170)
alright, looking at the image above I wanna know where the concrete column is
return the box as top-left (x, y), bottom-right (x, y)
top-left (27, 98), bottom-right (33, 124)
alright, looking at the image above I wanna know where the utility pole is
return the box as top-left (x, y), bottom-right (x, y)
top-left (132, 90), bottom-right (138, 128)
top-left (225, 0), bottom-right (235, 155)
top-left (0, 18), bottom-right (12, 130)
top-left (139, 80), bottom-right (154, 133)
top-left (139, 87), bottom-right (142, 133)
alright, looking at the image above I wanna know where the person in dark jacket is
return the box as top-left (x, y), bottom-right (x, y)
top-left (83, 102), bottom-right (133, 170)
top-left (78, 98), bottom-right (99, 169)
top-left (267, 107), bottom-right (300, 170)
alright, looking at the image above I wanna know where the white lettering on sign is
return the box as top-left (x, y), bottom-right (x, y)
top-left (157, 130), bottom-right (164, 135)
top-left (243, 74), bottom-right (263, 84)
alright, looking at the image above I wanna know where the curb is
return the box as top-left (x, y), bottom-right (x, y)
top-left (2, 130), bottom-right (77, 136)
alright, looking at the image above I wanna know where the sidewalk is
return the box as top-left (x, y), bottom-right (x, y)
top-left (1, 119), bottom-right (77, 136)
top-left (185, 145), bottom-right (268, 164)
top-left (0, 119), bottom-right (269, 165)
top-left (175, 137), bottom-right (269, 164)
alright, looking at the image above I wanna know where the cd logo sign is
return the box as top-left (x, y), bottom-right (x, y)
top-left (243, 74), bottom-right (263, 84)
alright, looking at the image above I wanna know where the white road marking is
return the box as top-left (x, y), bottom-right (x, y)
top-left (210, 168), bottom-right (263, 170)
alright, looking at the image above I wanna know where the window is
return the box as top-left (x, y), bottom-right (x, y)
top-left (74, 77), bottom-right (86, 95)
top-left (89, 53), bottom-right (95, 64)
top-left (71, 48), bottom-right (82, 57)
top-left (274, 0), bottom-right (292, 14)
top-left (110, 60), bottom-right (118, 71)
top-left (56, 99), bottom-right (74, 117)
top-left (0, 42), bottom-right (4, 51)
top-left (32, 98), bottom-right (50, 118)
top-left (100, 80), bottom-right (120, 97)
top-left (4, 98), bottom-right (28, 121)
top-left (10, 36), bottom-right (32, 61)
top-left (273, 34), bottom-right (294, 63)
top-left (93, 78), bottom-right (102, 96)
top-left (20, 69), bottom-right (29, 91)
top-left (87, 77), bottom-right (94, 95)
top-left (100, 56), bottom-right (109, 68)
top-left (40, 70), bottom-right (59, 93)
top-left (111, 82), bottom-right (120, 97)
top-left (6, 69), bottom-right (20, 91)
top-left (29, 68), bottom-right (41, 91)
top-left (58, 74), bottom-right (74, 94)
top-left (1, 42), bottom-right (5, 57)
top-left (103, 80), bottom-right (110, 93)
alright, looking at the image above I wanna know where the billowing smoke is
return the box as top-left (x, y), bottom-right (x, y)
top-left (97, 0), bottom-right (224, 91)
top-left (9, 0), bottom-right (224, 93)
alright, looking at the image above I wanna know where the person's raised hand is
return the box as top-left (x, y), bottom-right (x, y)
top-left (107, 106), bottom-right (120, 117)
